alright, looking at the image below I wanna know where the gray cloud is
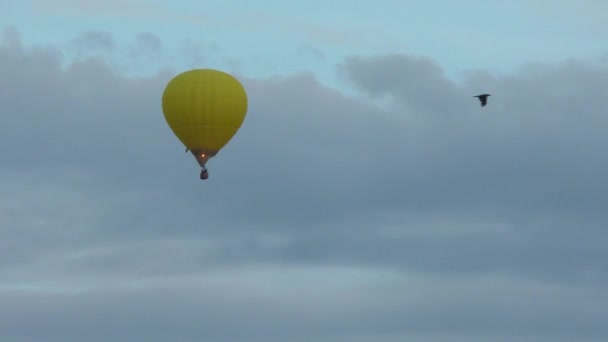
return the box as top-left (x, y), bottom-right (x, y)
top-left (69, 30), bottom-right (115, 52)
top-left (297, 45), bottom-right (326, 60)
top-left (133, 32), bottom-right (162, 52)
top-left (1, 26), bottom-right (608, 341)
top-left (59, 30), bottom-right (224, 73)
top-left (0, 271), bottom-right (606, 342)
top-left (340, 53), bottom-right (473, 116)
top-left (177, 38), bottom-right (223, 68)
top-left (126, 32), bottom-right (165, 65)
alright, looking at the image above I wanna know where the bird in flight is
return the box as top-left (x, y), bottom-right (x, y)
top-left (474, 94), bottom-right (491, 107)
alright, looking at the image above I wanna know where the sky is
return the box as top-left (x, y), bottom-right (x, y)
top-left (1, 0), bottom-right (608, 341)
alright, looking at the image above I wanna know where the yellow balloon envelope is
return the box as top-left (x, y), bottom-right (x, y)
top-left (161, 69), bottom-right (248, 178)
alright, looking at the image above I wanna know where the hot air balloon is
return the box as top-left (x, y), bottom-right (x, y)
top-left (161, 69), bottom-right (248, 180)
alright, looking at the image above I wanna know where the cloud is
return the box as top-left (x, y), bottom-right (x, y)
top-left (126, 32), bottom-right (165, 64)
top-left (69, 30), bottom-right (115, 52)
top-left (0, 268), bottom-right (606, 342)
top-left (530, 0), bottom-right (608, 34)
top-left (177, 38), bottom-right (222, 68)
top-left (297, 45), bottom-right (326, 61)
top-left (340, 53), bottom-right (470, 115)
top-left (31, 0), bottom-right (167, 20)
top-left (132, 32), bottom-right (162, 53)
top-left (48, 30), bottom-right (223, 75)
top-left (31, 0), bottom-right (363, 48)
top-left (1, 26), bottom-right (608, 341)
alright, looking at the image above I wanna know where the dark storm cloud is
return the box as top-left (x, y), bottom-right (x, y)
top-left (1, 26), bottom-right (608, 341)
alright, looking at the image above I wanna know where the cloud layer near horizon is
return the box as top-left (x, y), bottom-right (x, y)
top-left (1, 27), bottom-right (608, 341)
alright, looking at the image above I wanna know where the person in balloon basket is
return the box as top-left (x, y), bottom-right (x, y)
top-left (200, 166), bottom-right (209, 180)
